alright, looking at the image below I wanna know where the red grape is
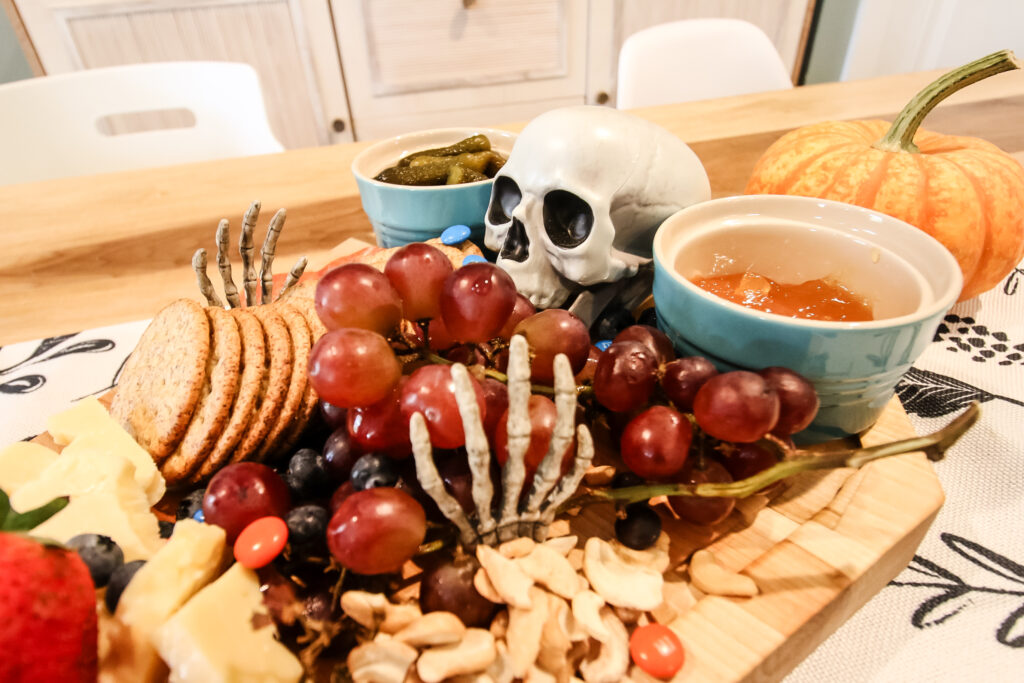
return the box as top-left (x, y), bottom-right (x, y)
top-left (593, 341), bottom-right (659, 413)
top-left (620, 405), bottom-right (692, 480)
top-left (203, 463), bottom-right (291, 543)
top-left (721, 442), bottom-right (780, 483)
top-left (439, 263), bottom-right (517, 343)
top-left (426, 315), bottom-right (457, 351)
top-left (347, 377), bottom-right (411, 455)
top-left (419, 555), bottom-right (496, 627)
top-left (758, 367), bottom-right (819, 436)
top-left (327, 487), bottom-right (426, 575)
top-left (314, 264), bottom-right (402, 335)
top-left (480, 377), bottom-right (509, 441)
top-left (434, 453), bottom-right (475, 513)
top-left (661, 357), bottom-right (719, 411)
top-left (384, 243), bottom-right (454, 321)
top-left (497, 294), bottom-right (536, 339)
top-left (493, 394), bottom-right (575, 478)
top-left (667, 459), bottom-right (735, 526)
top-left (328, 481), bottom-right (356, 514)
top-left (512, 309), bottom-right (590, 384)
top-left (319, 401), bottom-right (347, 431)
top-left (323, 425), bottom-right (360, 481)
top-left (613, 325), bottom-right (676, 365)
top-left (692, 371), bottom-right (780, 443)
top-left (308, 328), bottom-right (401, 408)
top-left (400, 364), bottom-right (486, 449)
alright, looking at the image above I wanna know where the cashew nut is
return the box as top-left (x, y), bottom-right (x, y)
top-left (525, 666), bottom-right (557, 683)
top-left (570, 590), bottom-right (611, 642)
top-left (734, 493), bottom-right (770, 525)
top-left (612, 606), bottom-right (642, 624)
top-left (582, 465), bottom-right (616, 486)
top-left (651, 571), bottom-right (697, 624)
top-left (394, 610), bottom-right (466, 647)
top-left (579, 607), bottom-right (629, 683)
top-left (546, 518), bottom-right (572, 538)
top-left (488, 608), bottom-right (509, 640)
top-left (517, 544), bottom-right (582, 599)
top-left (689, 549), bottom-right (759, 597)
top-left (417, 628), bottom-right (497, 683)
top-left (474, 567), bottom-right (506, 605)
top-left (542, 535), bottom-right (578, 556)
top-left (498, 536), bottom-right (536, 559)
top-left (507, 586), bottom-right (550, 678)
top-left (583, 537), bottom-right (663, 611)
top-left (537, 593), bottom-right (572, 678)
top-left (379, 602), bottom-right (421, 634)
top-left (477, 545), bottom-right (534, 608)
top-left (609, 531), bottom-right (671, 574)
top-left (486, 638), bottom-right (515, 683)
top-left (346, 639), bottom-right (417, 683)
top-left (341, 590), bottom-right (390, 629)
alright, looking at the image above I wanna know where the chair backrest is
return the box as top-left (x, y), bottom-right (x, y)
top-left (0, 61), bottom-right (285, 185)
top-left (616, 19), bottom-right (793, 109)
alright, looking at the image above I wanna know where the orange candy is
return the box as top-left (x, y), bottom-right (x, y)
top-left (233, 516), bottom-right (288, 568)
top-left (630, 623), bottom-right (685, 680)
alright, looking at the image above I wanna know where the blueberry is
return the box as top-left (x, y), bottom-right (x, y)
top-left (67, 534), bottom-right (124, 588)
top-left (350, 453), bottom-right (399, 491)
top-left (615, 504), bottom-right (661, 550)
top-left (158, 520), bottom-right (175, 539)
top-left (104, 559), bottom-right (146, 613)
top-left (593, 306), bottom-right (635, 342)
top-left (287, 448), bottom-right (332, 500)
top-left (176, 489), bottom-right (205, 520)
top-left (285, 504), bottom-right (329, 546)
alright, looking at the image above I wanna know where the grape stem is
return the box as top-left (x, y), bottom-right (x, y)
top-left (558, 402), bottom-right (979, 511)
top-left (423, 350), bottom-right (595, 398)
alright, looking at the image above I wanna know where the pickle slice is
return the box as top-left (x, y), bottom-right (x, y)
top-left (397, 134), bottom-right (491, 167)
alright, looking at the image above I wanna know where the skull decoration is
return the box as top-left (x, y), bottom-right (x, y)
top-left (484, 105), bottom-right (711, 308)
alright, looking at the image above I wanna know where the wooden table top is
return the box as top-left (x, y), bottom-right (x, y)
top-left (3, 67), bottom-right (1024, 345)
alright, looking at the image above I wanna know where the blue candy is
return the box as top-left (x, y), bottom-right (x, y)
top-left (461, 254), bottom-right (488, 265)
top-left (441, 224), bottom-right (472, 245)
top-left (595, 340), bottom-right (613, 351)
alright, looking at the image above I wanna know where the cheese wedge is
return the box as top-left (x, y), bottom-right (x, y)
top-left (46, 397), bottom-right (166, 504)
top-left (0, 441), bottom-right (59, 494)
top-left (101, 520), bottom-right (227, 683)
top-left (155, 563), bottom-right (303, 683)
top-left (29, 457), bottom-right (163, 561)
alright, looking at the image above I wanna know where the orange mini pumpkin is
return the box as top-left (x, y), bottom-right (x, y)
top-left (747, 50), bottom-right (1024, 301)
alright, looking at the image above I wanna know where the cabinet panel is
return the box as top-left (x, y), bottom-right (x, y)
top-left (15, 0), bottom-right (352, 148)
top-left (334, 0), bottom-right (588, 140)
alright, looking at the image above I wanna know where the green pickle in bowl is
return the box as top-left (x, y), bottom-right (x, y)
top-left (374, 135), bottom-right (507, 186)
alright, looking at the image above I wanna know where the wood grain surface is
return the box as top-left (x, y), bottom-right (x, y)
top-left (3, 67), bottom-right (1024, 345)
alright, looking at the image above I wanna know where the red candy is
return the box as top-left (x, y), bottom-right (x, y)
top-left (233, 516), bottom-right (288, 569)
top-left (630, 623), bottom-right (685, 679)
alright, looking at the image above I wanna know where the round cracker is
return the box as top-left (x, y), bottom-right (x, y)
top-left (110, 299), bottom-right (210, 462)
top-left (277, 285), bottom-right (327, 342)
top-left (255, 304), bottom-right (310, 462)
top-left (159, 307), bottom-right (241, 485)
top-left (231, 306), bottom-right (293, 464)
top-left (275, 305), bottom-right (322, 455)
top-left (191, 308), bottom-right (267, 483)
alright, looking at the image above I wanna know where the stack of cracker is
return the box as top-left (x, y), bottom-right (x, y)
top-left (110, 296), bottom-right (325, 486)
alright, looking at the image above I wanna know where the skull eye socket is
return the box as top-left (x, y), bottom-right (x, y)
top-left (543, 190), bottom-right (593, 249)
top-left (487, 176), bottom-right (521, 225)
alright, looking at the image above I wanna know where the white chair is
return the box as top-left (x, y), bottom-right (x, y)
top-left (616, 19), bottom-right (794, 109)
top-left (0, 61), bottom-right (285, 185)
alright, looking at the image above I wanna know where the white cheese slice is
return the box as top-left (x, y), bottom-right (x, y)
top-left (30, 458), bottom-right (163, 562)
top-left (100, 520), bottom-right (227, 683)
top-left (155, 563), bottom-right (303, 683)
top-left (0, 441), bottom-right (59, 495)
top-left (46, 396), bottom-right (112, 445)
top-left (13, 445), bottom-right (139, 511)
top-left (45, 397), bottom-right (166, 504)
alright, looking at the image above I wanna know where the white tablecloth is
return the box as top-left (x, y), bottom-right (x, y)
top-left (2, 270), bottom-right (1022, 681)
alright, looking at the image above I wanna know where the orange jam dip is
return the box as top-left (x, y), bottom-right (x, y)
top-left (691, 271), bottom-right (874, 322)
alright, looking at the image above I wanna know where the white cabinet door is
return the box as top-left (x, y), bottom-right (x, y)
top-left (333, 0), bottom-right (588, 140)
top-left (14, 0), bottom-right (353, 148)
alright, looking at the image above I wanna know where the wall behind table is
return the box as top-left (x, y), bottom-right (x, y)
top-left (1, 9), bottom-right (32, 83)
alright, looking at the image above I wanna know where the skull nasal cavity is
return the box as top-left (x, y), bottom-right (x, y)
top-left (488, 176), bottom-right (522, 226)
top-left (543, 190), bottom-right (593, 249)
top-left (500, 218), bottom-right (530, 262)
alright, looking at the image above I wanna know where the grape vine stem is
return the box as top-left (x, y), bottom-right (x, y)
top-left (558, 402), bottom-right (980, 511)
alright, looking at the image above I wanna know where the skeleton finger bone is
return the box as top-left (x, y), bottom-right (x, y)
top-left (192, 249), bottom-right (224, 308)
top-left (239, 202), bottom-right (258, 306)
top-left (276, 256), bottom-right (307, 301)
top-left (258, 208), bottom-right (286, 304)
top-left (452, 363), bottom-right (497, 545)
top-left (215, 218), bottom-right (241, 308)
top-left (535, 424), bottom-right (595, 540)
top-left (409, 412), bottom-right (478, 546)
top-left (498, 335), bottom-right (531, 541)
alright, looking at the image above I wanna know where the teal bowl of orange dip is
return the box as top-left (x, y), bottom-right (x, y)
top-left (652, 195), bottom-right (962, 443)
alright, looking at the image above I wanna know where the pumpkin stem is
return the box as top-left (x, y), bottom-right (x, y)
top-left (873, 50), bottom-right (1021, 154)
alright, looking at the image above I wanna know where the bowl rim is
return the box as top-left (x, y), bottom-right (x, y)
top-left (652, 194), bottom-right (963, 331)
top-left (351, 126), bottom-right (517, 191)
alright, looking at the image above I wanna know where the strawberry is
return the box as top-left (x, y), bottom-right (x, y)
top-left (0, 491), bottom-right (97, 682)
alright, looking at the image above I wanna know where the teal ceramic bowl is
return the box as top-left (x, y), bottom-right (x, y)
top-left (351, 127), bottom-right (516, 247)
top-left (652, 195), bottom-right (962, 443)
